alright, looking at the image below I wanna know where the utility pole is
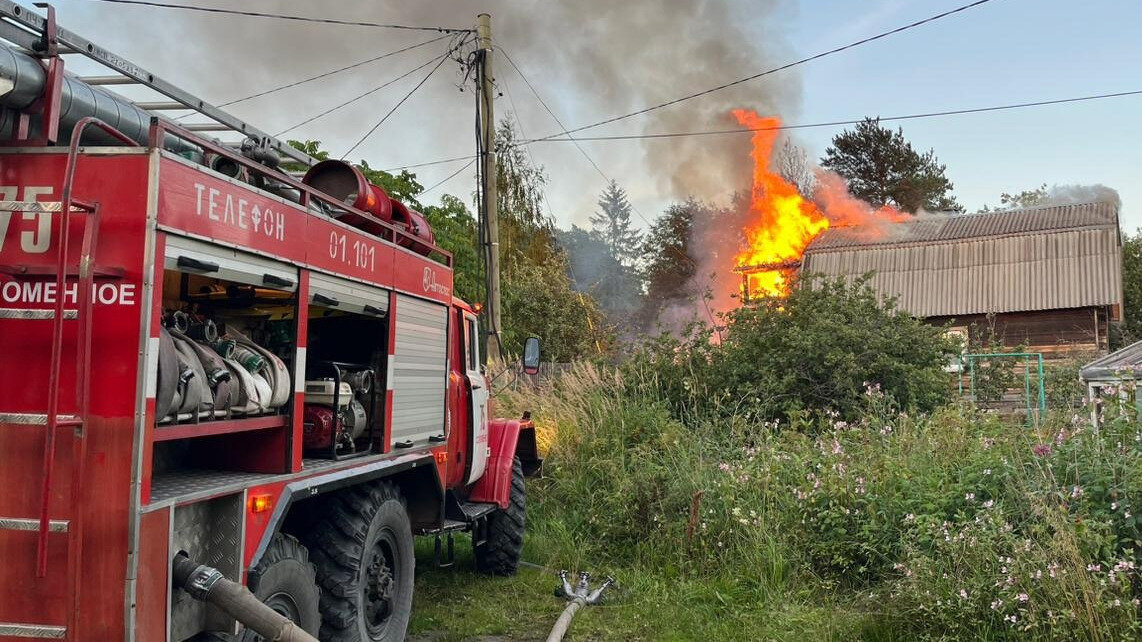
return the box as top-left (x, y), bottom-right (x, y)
top-left (476, 13), bottom-right (502, 364)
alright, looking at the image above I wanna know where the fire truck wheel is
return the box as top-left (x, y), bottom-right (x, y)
top-left (474, 456), bottom-right (526, 576)
top-left (307, 482), bottom-right (415, 642)
top-left (239, 533), bottom-right (321, 641)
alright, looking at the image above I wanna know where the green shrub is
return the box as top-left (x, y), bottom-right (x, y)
top-left (627, 275), bottom-right (958, 425)
top-left (499, 361), bottom-right (1142, 640)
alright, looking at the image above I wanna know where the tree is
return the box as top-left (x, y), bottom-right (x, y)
top-left (1122, 230), bottom-right (1142, 341)
top-left (638, 200), bottom-right (701, 326)
top-left (979, 184), bottom-right (1049, 212)
top-left (494, 118), bottom-right (559, 272)
top-left (501, 260), bottom-right (608, 362)
top-left (557, 225), bottom-right (642, 330)
top-left (820, 118), bottom-right (961, 213)
top-left (776, 138), bottom-right (816, 198)
top-left (421, 194), bottom-right (480, 303)
top-left (589, 180), bottom-right (642, 265)
top-left (493, 118), bottom-right (609, 358)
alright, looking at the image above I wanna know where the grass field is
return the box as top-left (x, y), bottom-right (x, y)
top-left (409, 363), bottom-right (1141, 641)
top-left (410, 530), bottom-right (885, 642)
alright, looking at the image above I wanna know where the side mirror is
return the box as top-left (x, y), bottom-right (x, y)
top-left (522, 336), bottom-right (541, 375)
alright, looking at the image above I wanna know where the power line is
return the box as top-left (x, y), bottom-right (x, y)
top-left (498, 46), bottom-right (609, 183)
top-left (80, 0), bottom-right (472, 32)
top-left (340, 36), bottom-right (468, 159)
top-left (521, 89), bottom-right (1142, 142)
top-left (273, 51), bottom-right (449, 138)
top-left (420, 158), bottom-right (476, 196)
top-left (499, 46), bottom-right (723, 334)
top-left (382, 154), bottom-right (478, 172)
top-left (527, 0), bottom-right (1000, 143)
top-left (214, 35), bottom-right (451, 109)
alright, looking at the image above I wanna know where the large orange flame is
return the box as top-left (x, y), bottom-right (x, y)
top-left (732, 109), bottom-right (907, 299)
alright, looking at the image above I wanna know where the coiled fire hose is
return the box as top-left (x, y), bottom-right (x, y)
top-left (546, 570), bottom-right (615, 642)
top-left (172, 553), bottom-right (318, 642)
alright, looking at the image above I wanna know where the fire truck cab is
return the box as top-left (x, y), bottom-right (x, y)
top-left (0, 3), bottom-right (539, 641)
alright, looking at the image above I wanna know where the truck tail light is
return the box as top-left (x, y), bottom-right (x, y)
top-left (249, 494), bottom-right (273, 513)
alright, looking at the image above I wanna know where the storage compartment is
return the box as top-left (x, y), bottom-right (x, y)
top-left (304, 273), bottom-right (389, 459)
top-left (150, 235), bottom-right (300, 487)
top-left (156, 235), bottom-right (298, 427)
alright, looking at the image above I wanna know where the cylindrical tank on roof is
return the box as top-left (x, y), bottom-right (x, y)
top-left (302, 159), bottom-right (393, 222)
top-left (390, 199), bottom-right (436, 256)
top-left (0, 41), bottom-right (195, 152)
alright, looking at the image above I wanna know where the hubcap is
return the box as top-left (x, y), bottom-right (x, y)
top-left (363, 529), bottom-right (399, 637)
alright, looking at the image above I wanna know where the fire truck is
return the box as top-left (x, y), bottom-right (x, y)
top-left (0, 3), bottom-right (541, 641)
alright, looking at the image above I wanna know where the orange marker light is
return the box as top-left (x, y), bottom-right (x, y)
top-left (472, 302), bottom-right (484, 314)
top-left (250, 494), bottom-right (273, 513)
top-left (434, 451), bottom-right (448, 464)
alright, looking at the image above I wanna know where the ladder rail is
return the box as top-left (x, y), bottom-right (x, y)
top-left (0, 0), bottom-right (317, 166)
top-left (34, 117), bottom-right (131, 586)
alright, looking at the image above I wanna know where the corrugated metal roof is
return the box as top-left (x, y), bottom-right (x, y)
top-left (800, 201), bottom-right (1122, 317)
top-left (1081, 339), bottom-right (1142, 381)
top-left (807, 201), bottom-right (1119, 251)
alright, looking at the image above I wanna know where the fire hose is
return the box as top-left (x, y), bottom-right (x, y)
top-left (171, 553), bottom-right (318, 642)
top-left (546, 570), bottom-right (615, 642)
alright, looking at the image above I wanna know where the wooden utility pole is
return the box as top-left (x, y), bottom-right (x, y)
top-left (476, 13), bottom-right (502, 364)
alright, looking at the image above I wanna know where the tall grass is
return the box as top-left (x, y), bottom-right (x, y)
top-left (500, 363), bottom-right (1142, 641)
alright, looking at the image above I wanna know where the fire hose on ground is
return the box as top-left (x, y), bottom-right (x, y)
top-left (172, 553), bottom-right (319, 642)
top-left (546, 570), bottom-right (615, 642)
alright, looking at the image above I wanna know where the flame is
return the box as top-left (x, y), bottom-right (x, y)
top-left (731, 109), bottom-right (907, 300)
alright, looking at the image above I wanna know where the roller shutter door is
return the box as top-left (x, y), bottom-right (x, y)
top-left (390, 294), bottom-right (447, 446)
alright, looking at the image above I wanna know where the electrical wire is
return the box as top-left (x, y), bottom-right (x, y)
top-left (499, 46), bottom-right (723, 335)
top-left (214, 35), bottom-right (452, 109)
top-left (498, 58), bottom-right (605, 355)
top-left (419, 158), bottom-right (476, 196)
top-left (382, 154), bottom-right (478, 172)
top-left (521, 89), bottom-right (1142, 142)
top-left (526, 0), bottom-right (1000, 143)
top-left (340, 52), bottom-right (453, 159)
top-left (273, 51), bottom-right (450, 138)
top-left (80, 0), bottom-right (473, 32)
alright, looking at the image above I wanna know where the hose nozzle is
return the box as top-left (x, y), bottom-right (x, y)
top-left (555, 569), bottom-right (574, 599)
top-left (585, 576), bottom-right (615, 605)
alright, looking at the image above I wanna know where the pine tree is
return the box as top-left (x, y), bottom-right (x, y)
top-left (820, 118), bottom-right (961, 213)
top-left (589, 180), bottom-right (642, 265)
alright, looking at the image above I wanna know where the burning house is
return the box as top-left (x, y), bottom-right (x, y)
top-left (799, 202), bottom-right (1123, 356)
top-left (722, 110), bottom-right (1120, 357)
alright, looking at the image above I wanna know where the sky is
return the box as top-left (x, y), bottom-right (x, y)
top-left (45, 0), bottom-right (1142, 232)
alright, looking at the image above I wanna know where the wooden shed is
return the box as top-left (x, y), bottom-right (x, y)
top-left (802, 201), bottom-right (1123, 356)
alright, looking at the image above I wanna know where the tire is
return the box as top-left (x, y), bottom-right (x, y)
top-left (473, 456), bottom-right (526, 576)
top-left (238, 533), bottom-right (321, 642)
top-left (306, 482), bottom-right (415, 642)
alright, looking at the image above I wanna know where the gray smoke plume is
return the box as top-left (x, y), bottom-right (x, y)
top-left (58, 0), bottom-right (800, 206)
top-left (1042, 184), bottom-right (1121, 210)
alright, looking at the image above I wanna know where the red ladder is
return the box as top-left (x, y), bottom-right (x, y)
top-left (0, 117), bottom-right (137, 640)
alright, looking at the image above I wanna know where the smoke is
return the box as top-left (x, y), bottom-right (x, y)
top-left (60, 0), bottom-right (799, 206)
top-left (1041, 184), bottom-right (1121, 210)
top-left (60, 1), bottom-right (802, 334)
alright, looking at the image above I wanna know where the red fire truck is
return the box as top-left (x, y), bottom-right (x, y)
top-left (0, 3), bottom-right (540, 641)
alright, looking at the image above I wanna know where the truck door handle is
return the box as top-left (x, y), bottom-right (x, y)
top-left (262, 273), bottom-right (294, 288)
top-left (393, 440), bottom-right (414, 449)
top-left (313, 293), bottom-right (339, 307)
top-left (469, 383), bottom-right (483, 390)
top-left (428, 433), bottom-right (446, 443)
top-left (176, 256), bottom-right (219, 273)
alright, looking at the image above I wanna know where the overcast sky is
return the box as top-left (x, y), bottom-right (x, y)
top-left (50, 0), bottom-right (1142, 231)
